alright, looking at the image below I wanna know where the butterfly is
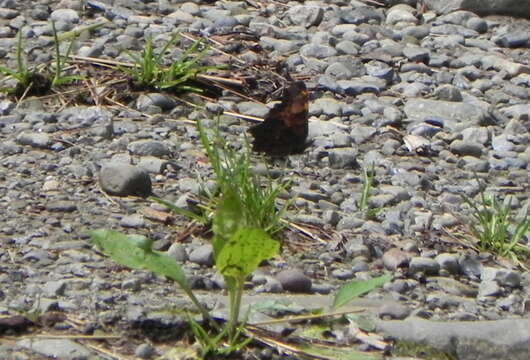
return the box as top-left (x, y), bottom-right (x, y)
top-left (249, 81), bottom-right (309, 156)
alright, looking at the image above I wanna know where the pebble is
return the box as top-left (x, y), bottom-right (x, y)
top-left (99, 163), bottom-right (152, 197)
top-left (382, 248), bottom-right (411, 271)
top-left (135, 343), bottom-right (155, 359)
top-left (275, 269), bottom-right (312, 293)
top-left (16, 132), bottom-right (51, 149)
top-left (378, 302), bottom-right (411, 320)
top-left (167, 243), bottom-right (187, 263)
top-left (435, 253), bottom-right (460, 274)
top-left (128, 140), bottom-right (171, 157)
top-left (188, 244), bottom-right (214, 267)
top-left (409, 257), bottom-right (440, 275)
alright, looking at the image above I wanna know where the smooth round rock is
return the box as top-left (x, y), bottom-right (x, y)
top-left (276, 269), bottom-right (312, 293)
top-left (99, 163), bottom-right (152, 197)
top-left (189, 244), bottom-right (214, 267)
top-left (409, 257), bottom-right (440, 275)
top-left (378, 302), bottom-right (411, 320)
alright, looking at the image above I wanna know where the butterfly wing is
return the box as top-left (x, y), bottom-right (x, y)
top-left (249, 81), bottom-right (309, 156)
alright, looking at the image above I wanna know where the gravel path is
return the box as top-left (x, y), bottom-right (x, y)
top-left (0, 0), bottom-right (529, 359)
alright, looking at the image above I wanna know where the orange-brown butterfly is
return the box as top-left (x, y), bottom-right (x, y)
top-left (249, 81), bottom-right (309, 156)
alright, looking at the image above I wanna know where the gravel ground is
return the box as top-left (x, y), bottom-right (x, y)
top-left (0, 0), bottom-right (529, 359)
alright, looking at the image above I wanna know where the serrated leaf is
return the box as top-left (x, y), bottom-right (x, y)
top-left (332, 274), bottom-right (391, 309)
top-left (212, 187), bottom-right (244, 256)
top-left (216, 227), bottom-right (279, 279)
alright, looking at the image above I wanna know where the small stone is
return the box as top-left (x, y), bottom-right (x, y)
top-left (482, 267), bottom-right (521, 288)
top-left (435, 253), bottom-right (460, 274)
top-left (119, 274), bottom-right (142, 290)
top-left (46, 201), bottom-right (77, 213)
top-left (189, 244), bottom-right (214, 267)
top-left (44, 280), bottom-right (66, 297)
top-left (50, 9), bottom-right (79, 24)
top-left (331, 268), bottom-right (355, 280)
top-left (16, 132), bottom-right (51, 149)
top-left (435, 277), bottom-right (478, 297)
top-left (286, 5), bottom-right (323, 28)
top-left (128, 140), bottom-right (170, 157)
top-left (328, 148), bottom-right (358, 169)
top-left (378, 303), bottom-right (410, 320)
top-left (99, 163), bottom-right (152, 197)
top-left (168, 243), bottom-right (187, 263)
top-left (409, 257), bottom-right (440, 275)
top-left (120, 215), bottom-right (145, 228)
top-left (135, 343), bottom-right (155, 359)
top-left (42, 180), bottom-right (61, 192)
top-left (136, 93), bottom-right (177, 112)
top-left (459, 255), bottom-right (482, 279)
top-left (478, 280), bottom-right (502, 297)
top-left (402, 45), bottom-right (430, 63)
top-left (466, 17), bottom-right (487, 33)
top-left (386, 6), bottom-right (418, 26)
top-left (495, 32), bottom-right (530, 48)
top-left (433, 84), bottom-right (463, 102)
top-left (449, 140), bottom-right (482, 157)
top-left (276, 269), bottom-right (312, 293)
top-left (382, 248), bottom-right (411, 271)
top-left (300, 43), bottom-right (337, 59)
top-left (237, 101), bottom-right (269, 118)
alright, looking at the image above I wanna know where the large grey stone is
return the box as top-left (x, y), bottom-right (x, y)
top-left (422, 0), bottom-right (530, 18)
top-left (17, 338), bottom-right (91, 360)
top-left (403, 98), bottom-right (494, 131)
top-left (99, 163), bottom-right (152, 197)
top-left (376, 318), bottom-right (530, 360)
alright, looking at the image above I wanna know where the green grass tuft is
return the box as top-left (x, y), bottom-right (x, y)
top-left (120, 33), bottom-right (217, 93)
top-left (462, 182), bottom-right (530, 266)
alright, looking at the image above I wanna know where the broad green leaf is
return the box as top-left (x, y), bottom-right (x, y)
top-left (216, 227), bottom-right (279, 279)
top-left (212, 187), bottom-right (244, 256)
top-left (90, 229), bottom-right (188, 289)
top-left (332, 274), bottom-right (391, 309)
top-left (90, 229), bottom-right (150, 268)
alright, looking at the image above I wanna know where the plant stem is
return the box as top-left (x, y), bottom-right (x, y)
top-left (185, 288), bottom-right (221, 331)
top-left (51, 21), bottom-right (62, 87)
top-left (227, 277), bottom-right (244, 341)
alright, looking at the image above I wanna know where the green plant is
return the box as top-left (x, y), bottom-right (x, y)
top-left (90, 230), bottom-right (213, 325)
top-left (51, 21), bottom-right (84, 87)
top-left (197, 120), bottom-right (290, 235)
top-left (462, 187), bottom-right (530, 264)
top-left (332, 274), bottom-right (391, 309)
top-left (120, 33), bottom-right (215, 92)
top-left (0, 29), bottom-right (50, 96)
top-left (0, 29), bottom-right (30, 88)
top-left (90, 188), bottom-right (280, 357)
top-left (359, 164), bottom-right (379, 219)
top-left (0, 21), bottom-right (91, 96)
top-left (152, 121), bottom-right (290, 236)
